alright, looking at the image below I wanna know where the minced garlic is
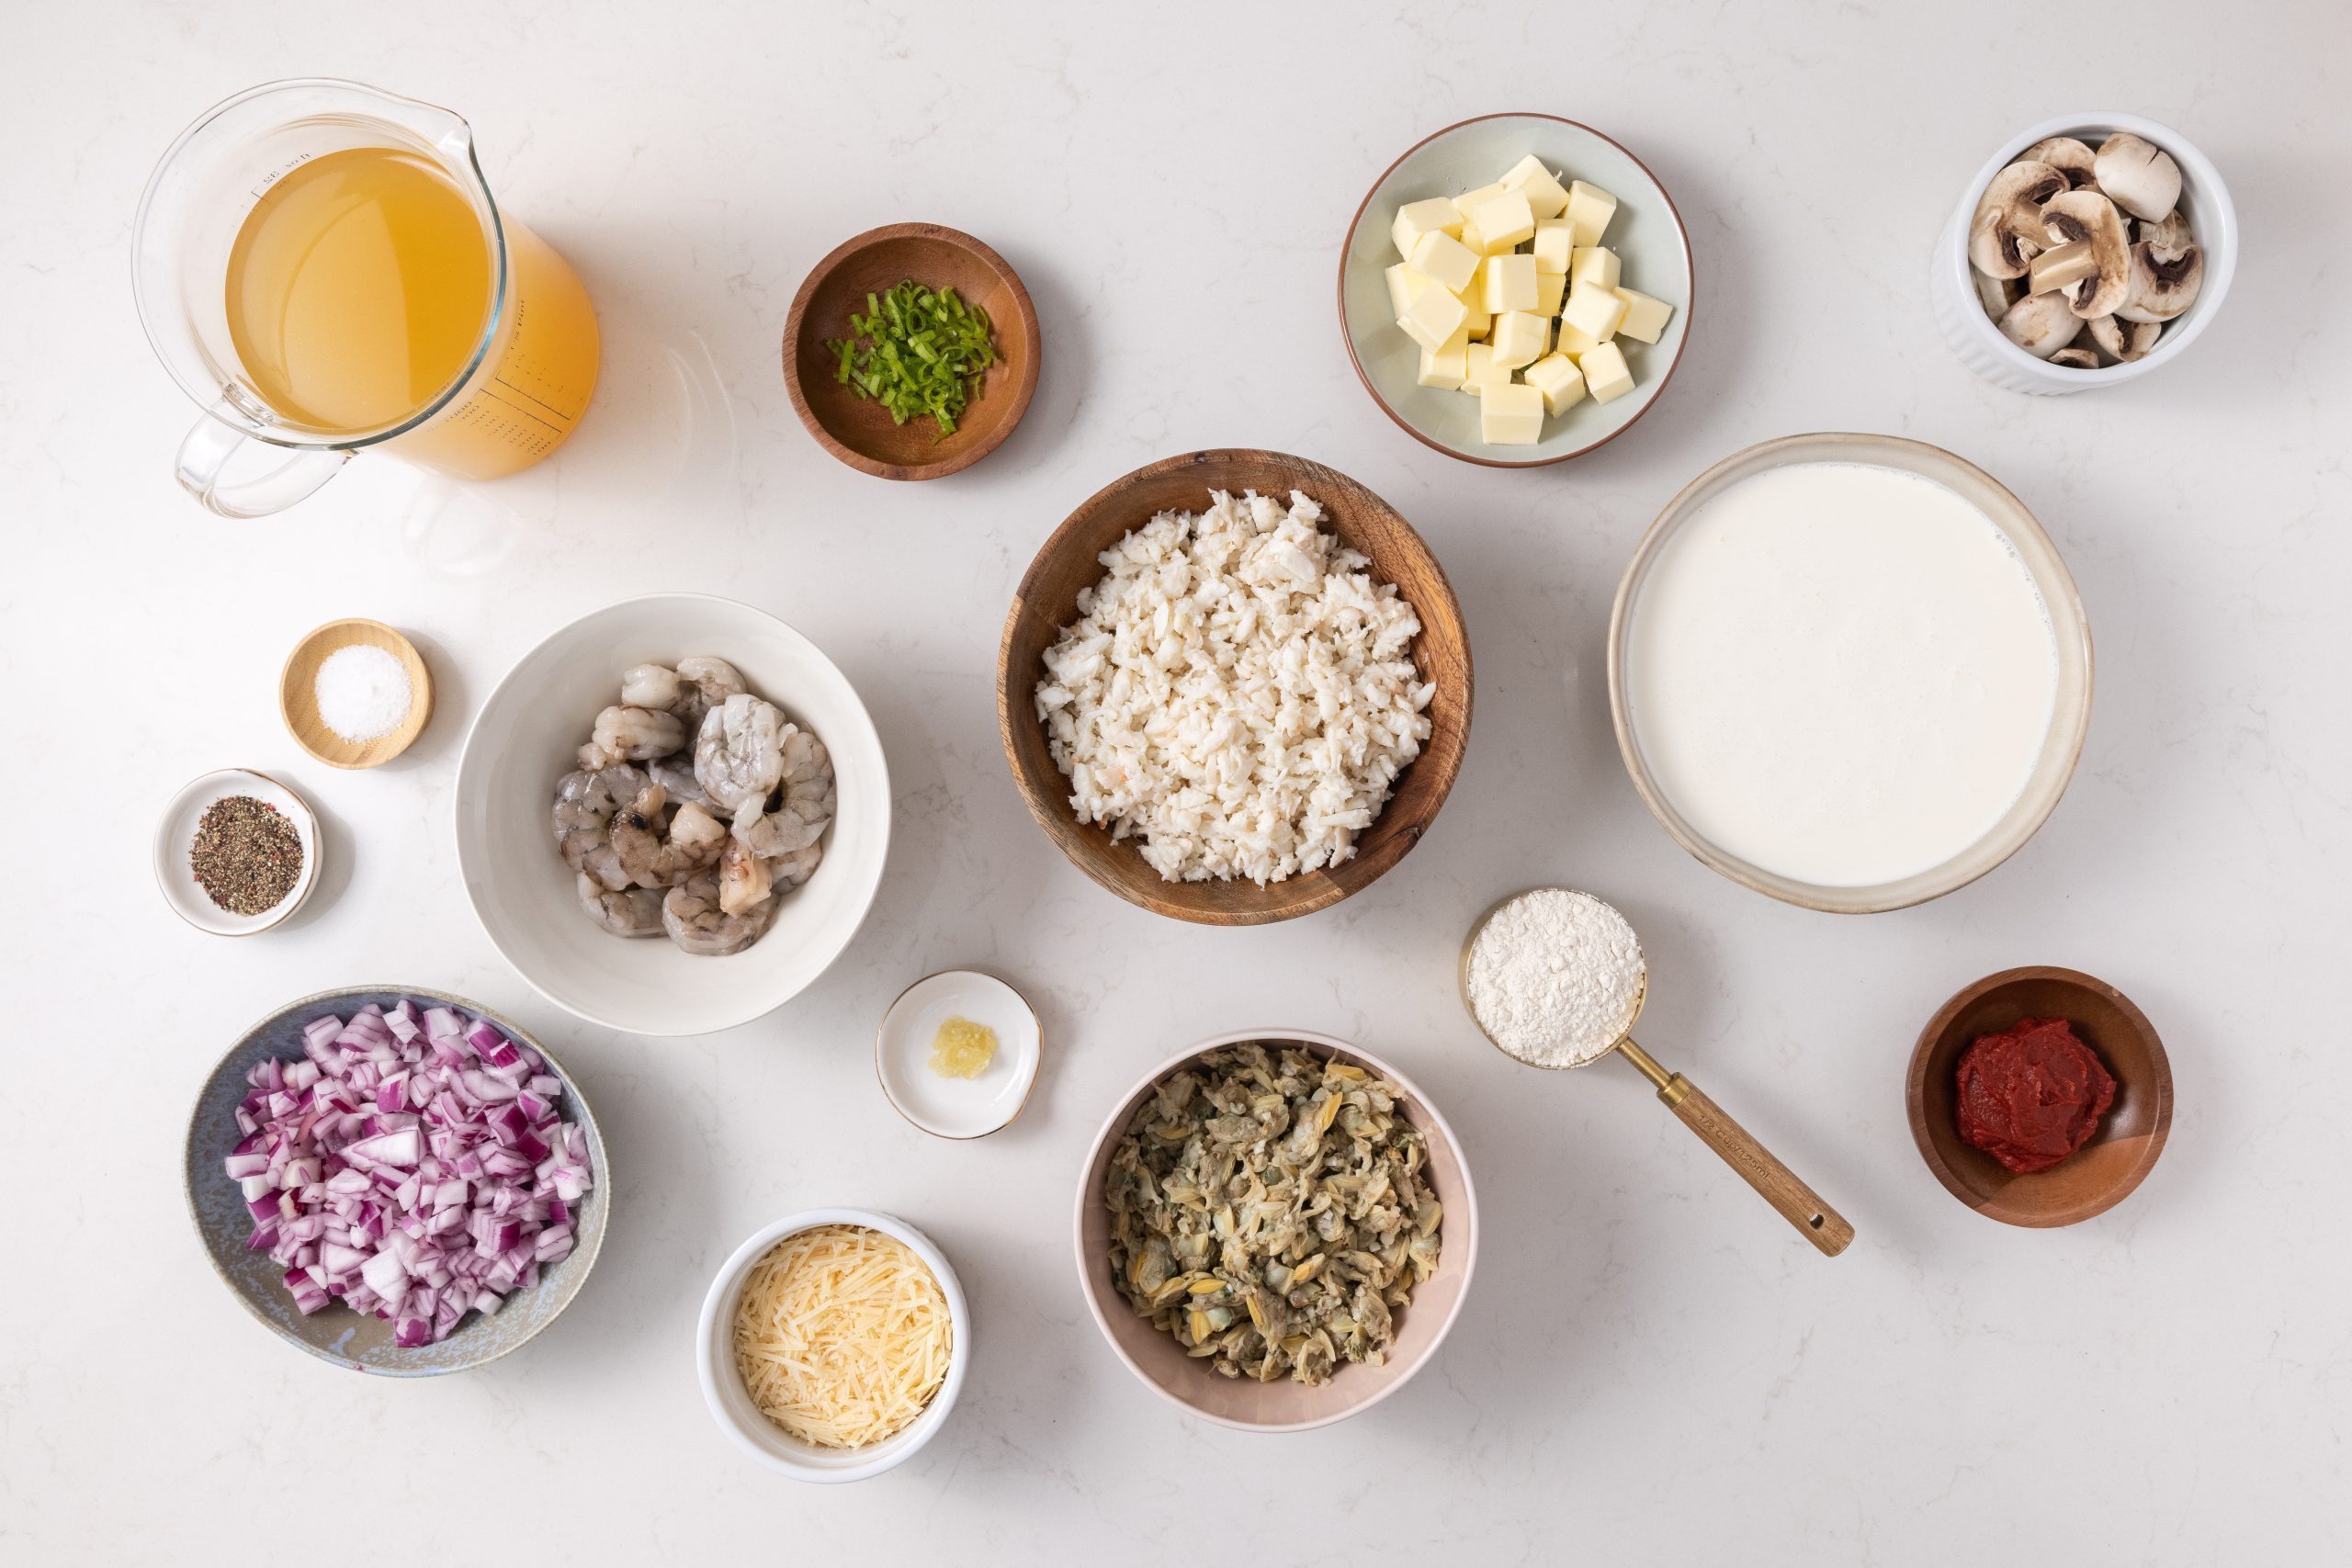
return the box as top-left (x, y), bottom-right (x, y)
top-left (926, 1016), bottom-right (997, 1079)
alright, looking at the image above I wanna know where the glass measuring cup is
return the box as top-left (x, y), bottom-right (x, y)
top-left (133, 79), bottom-right (601, 518)
top-left (1460, 888), bottom-right (1855, 1256)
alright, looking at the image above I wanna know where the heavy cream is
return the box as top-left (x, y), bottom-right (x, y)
top-left (1624, 461), bottom-right (2057, 888)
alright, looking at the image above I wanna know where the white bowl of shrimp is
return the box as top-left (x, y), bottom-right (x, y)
top-left (456, 593), bottom-right (892, 1036)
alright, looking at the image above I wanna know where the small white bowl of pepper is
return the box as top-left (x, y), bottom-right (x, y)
top-left (153, 769), bottom-right (322, 936)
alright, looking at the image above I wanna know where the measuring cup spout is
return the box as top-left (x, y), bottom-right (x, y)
top-left (176, 400), bottom-right (351, 519)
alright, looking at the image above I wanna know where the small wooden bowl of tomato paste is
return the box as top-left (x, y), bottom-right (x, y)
top-left (1908, 966), bottom-right (2174, 1227)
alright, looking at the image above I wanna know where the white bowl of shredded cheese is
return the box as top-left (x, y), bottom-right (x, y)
top-left (695, 1209), bottom-right (967, 1483)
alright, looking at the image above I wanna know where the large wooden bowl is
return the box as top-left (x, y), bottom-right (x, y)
top-left (783, 222), bottom-right (1040, 481)
top-left (998, 449), bottom-right (1472, 925)
top-left (1907, 965), bottom-right (2174, 1227)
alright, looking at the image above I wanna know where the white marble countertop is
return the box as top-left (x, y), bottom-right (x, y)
top-left (5, 1), bottom-right (2348, 1561)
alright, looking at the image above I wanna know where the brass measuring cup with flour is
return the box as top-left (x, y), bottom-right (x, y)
top-left (1460, 888), bottom-right (1854, 1256)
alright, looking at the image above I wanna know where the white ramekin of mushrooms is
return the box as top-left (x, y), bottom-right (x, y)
top-left (1931, 112), bottom-right (2235, 395)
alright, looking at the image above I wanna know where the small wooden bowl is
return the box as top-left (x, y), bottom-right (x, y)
top-left (280, 619), bottom-right (433, 768)
top-left (783, 222), bottom-right (1041, 481)
top-left (1907, 965), bottom-right (2173, 1227)
top-left (997, 449), bottom-right (1473, 926)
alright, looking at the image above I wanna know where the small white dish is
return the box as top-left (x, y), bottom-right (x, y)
top-left (1930, 110), bottom-right (2236, 395)
top-left (454, 593), bottom-right (891, 1037)
top-left (695, 1208), bottom-right (968, 1483)
top-left (153, 769), bottom-right (321, 935)
top-left (876, 970), bottom-right (1042, 1139)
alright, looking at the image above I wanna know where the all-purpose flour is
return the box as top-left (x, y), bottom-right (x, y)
top-left (1464, 889), bottom-right (1646, 1067)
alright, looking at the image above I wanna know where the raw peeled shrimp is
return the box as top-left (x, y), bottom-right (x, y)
top-left (649, 751), bottom-right (716, 810)
top-left (619, 663), bottom-right (684, 712)
top-left (609, 784), bottom-right (729, 888)
top-left (578, 873), bottom-right (665, 937)
top-left (695, 694), bottom-right (786, 813)
top-left (577, 705), bottom-right (685, 770)
top-left (671, 656), bottom-right (747, 730)
top-left (552, 764), bottom-right (649, 892)
top-left (731, 725), bottom-right (835, 858)
top-left (663, 870), bottom-right (780, 956)
top-left (718, 837), bottom-right (772, 915)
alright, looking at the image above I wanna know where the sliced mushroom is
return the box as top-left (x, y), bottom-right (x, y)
top-left (2139, 210), bottom-right (2192, 262)
top-left (2028, 240), bottom-right (2098, 296)
top-left (1997, 291), bottom-right (2085, 359)
top-left (2086, 314), bottom-right (2162, 362)
top-left (2021, 137), bottom-right (2099, 191)
top-left (2092, 133), bottom-right (2181, 221)
top-left (2039, 190), bottom-right (2132, 319)
top-left (1974, 270), bottom-right (2024, 321)
top-left (2115, 239), bottom-right (2203, 322)
top-left (2047, 347), bottom-right (2101, 369)
top-left (1968, 160), bottom-right (2067, 280)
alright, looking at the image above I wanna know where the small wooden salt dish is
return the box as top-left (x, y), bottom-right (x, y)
top-left (280, 618), bottom-right (433, 769)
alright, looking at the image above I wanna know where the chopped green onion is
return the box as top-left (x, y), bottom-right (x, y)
top-left (825, 278), bottom-right (999, 440)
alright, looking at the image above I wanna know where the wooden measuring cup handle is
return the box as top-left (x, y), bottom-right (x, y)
top-left (1660, 1076), bottom-right (1856, 1257)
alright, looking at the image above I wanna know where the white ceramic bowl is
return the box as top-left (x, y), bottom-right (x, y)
top-left (456, 593), bottom-right (890, 1035)
top-left (1609, 433), bottom-right (2094, 913)
top-left (1074, 1029), bottom-right (1479, 1432)
top-left (1340, 112), bottom-right (1693, 466)
top-left (875, 970), bottom-right (1042, 1139)
top-left (695, 1209), bottom-right (968, 1483)
top-left (153, 768), bottom-right (322, 935)
top-left (1931, 111), bottom-right (2236, 395)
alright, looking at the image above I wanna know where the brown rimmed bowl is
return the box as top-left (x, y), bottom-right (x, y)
top-left (1907, 965), bottom-right (2173, 1227)
top-left (1074, 1029), bottom-right (1479, 1431)
top-left (783, 222), bottom-right (1041, 480)
top-left (997, 449), bottom-right (1472, 925)
top-left (1339, 112), bottom-right (1693, 468)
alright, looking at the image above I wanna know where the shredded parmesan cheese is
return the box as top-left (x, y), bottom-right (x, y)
top-left (730, 1224), bottom-right (953, 1449)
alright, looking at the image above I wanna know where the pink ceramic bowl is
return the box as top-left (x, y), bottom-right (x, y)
top-left (1073, 1028), bottom-right (1479, 1432)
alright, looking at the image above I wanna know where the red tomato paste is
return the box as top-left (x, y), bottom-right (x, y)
top-left (1954, 1016), bottom-right (2116, 1175)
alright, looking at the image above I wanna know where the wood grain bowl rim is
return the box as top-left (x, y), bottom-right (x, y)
top-left (1905, 964), bottom-right (2175, 1228)
top-left (781, 221), bottom-right (1042, 481)
top-left (278, 617), bottom-right (435, 770)
top-left (1336, 111), bottom-right (1695, 469)
top-left (994, 448), bottom-right (1473, 926)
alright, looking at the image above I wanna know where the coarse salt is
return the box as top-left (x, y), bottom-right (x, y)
top-left (314, 643), bottom-right (413, 743)
top-left (1464, 888), bottom-right (1646, 1067)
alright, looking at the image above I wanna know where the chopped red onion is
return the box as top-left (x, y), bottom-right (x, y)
top-left (224, 1002), bottom-right (593, 1346)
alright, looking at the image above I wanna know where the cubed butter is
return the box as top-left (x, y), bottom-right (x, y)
top-left (1501, 155), bottom-right (1572, 220)
top-left (1385, 263), bottom-right (1434, 318)
top-left (1408, 230), bottom-right (1481, 294)
top-left (1465, 189), bottom-right (1537, 249)
top-left (1417, 327), bottom-right (1470, 389)
top-left (1461, 342), bottom-right (1510, 397)
top-left (1579, 340), bottom-right (1635, 403)
top-left (1611, 287), bottom-right (1675, 344)
top-left (1480, 253), bottom-right (1539, 314)
top-left (1554, 320), bottom-right (1601, 360)
top-left (1522, 353), bottom-right (1587, 416)
top-left (1532, 270), bottom-right (1567, 317)
top-left (1569, 246), bottom-right (1621, 290)
top-left (1563, 180), bottom-right (1618, 248)
top-left (1455, 182), bottom-right (1509, 216)
top-left (1480, 382), bottom-right (1546, 445)
top-left (1561, 281), bottom-right (1628, 343)
top-left (1397, 284), bottom-right (1468, 352)
top-left (1489, 310), bottom-right (1550, 369)
top-left (1532, 219), bottom-right (1574, 274)
top-left (1390, 197), bottom-right (1463, 258)
top-left (1459, 290), bottom-right (1492, 337)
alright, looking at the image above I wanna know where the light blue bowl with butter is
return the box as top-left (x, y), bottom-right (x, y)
top-left (1340, 113), bottom-right (1693, 468)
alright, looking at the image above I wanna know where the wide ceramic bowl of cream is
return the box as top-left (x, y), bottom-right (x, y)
top-left (1609, 433), bottom-right (2092, 913)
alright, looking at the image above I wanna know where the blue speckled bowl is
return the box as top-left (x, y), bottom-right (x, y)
top-left (184, 987), bottom-right (611, 1375)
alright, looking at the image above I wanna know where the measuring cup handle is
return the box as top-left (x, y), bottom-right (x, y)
top-left (1661, 1075), bottom-right (1856, 1257)
top-left (176, 401), bottom-right (349, 518)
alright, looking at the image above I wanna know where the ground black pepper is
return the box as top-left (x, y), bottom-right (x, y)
top-left (189, 795), bottom-right (304, 916)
